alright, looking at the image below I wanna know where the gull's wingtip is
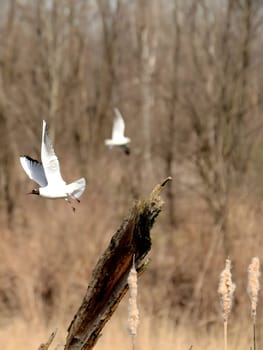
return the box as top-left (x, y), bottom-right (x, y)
top-left (19, 156), bottom-right (28, 173)
top-left (42, 120), bottom-right (47, 138)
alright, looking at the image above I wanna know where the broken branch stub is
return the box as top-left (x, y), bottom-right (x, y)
top-left (64, 177), bottom-right (172, 350)
top-left (38, 330), bottom-right (57, 350)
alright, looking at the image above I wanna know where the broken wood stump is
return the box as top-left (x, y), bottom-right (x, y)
top-left (62, 177), bottom-right (172, 350)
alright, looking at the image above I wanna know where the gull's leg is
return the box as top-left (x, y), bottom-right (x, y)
top-left (65, 197), bottom-right (76, 212)
top-left (70, 195), bottom-right (80, 204)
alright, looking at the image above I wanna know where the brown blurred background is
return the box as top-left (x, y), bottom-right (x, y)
top-left (0, 0), bottom-right (263, 344)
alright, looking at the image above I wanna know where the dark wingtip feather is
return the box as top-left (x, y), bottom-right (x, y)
top-left (24, 155), bottom-right (40, 162)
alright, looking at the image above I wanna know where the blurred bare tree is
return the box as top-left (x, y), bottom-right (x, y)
top-left (0, 0), bottom-right (262, 326)
top-left (0, 0), bottom-right (261, 241)
top-left (182, 0), bottom-right (261, 253)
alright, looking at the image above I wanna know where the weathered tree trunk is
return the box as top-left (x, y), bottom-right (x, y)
top-left (64, 177), bottom-right (171, 350)
top-left (60, 177), bottom-right (170, 350)
top-left (39, 177), bottom-right (172, 350)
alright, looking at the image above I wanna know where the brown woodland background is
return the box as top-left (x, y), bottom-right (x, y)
top-left (0, 0), bottom-right (263, 348)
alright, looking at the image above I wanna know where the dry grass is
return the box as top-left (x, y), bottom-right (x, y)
top-left (218, 258), bottom-right (236, 350)
top-left (247, 257), bottom-right (261, 350)
top-left (0, 311), bottom-right (254, 350)
top-left (247, 257), bottom-right (260, 320)
top-left (127, 256), bottom-right (139, 349)
top-left (0, 187), bottom-right (262, 348)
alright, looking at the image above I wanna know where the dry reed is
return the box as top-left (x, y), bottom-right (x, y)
top-left (127, 255), bottom-right (139, 350)
top-left (218, 258), bottom-right (236, 350)
top-left (247, 256), bottom-right (260, 350)
top-left (247, 256), bottom-right (260, 321)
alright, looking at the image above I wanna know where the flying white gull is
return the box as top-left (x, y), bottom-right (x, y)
top-left (20, 120), bottom-right (86, 212)
top-left (104, 108), bottom-right (131, 155)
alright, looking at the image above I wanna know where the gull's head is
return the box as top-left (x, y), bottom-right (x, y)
top-left (27, 189), bottom-right (40, 196)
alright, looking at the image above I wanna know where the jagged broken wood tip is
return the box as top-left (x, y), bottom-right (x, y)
top-left (64, 177), bottom-right (169, 350)
top-left (150, 176), bottom-right (172, 199)
top-left (161, 176), bottom-right (172, 187)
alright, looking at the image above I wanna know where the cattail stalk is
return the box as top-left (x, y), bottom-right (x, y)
top-left (218, 258), bottom-right (236, 350)
top-left (127, 255), bottom-right (139, 350)
top-left (247, 257), bottom-right (260, 350)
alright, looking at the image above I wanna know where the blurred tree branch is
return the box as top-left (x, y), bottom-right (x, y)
top-left (0, 0), bottom-right (18, 228)
top-left (136, 0), bottom-right (159, 186)
top-left (164, 0), bottom-right (181, 228)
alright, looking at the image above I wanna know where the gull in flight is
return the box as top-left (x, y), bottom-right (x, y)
top-left (105, 108), bottom-right (131, 155)
top-left (20, 120), bottom-right (86, 212)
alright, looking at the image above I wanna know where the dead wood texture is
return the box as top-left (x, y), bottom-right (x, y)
top-left (64, 177), bottom-right (171, 350)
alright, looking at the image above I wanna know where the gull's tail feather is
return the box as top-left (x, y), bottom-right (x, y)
top-left (67, 177), bottom-right (86, 199)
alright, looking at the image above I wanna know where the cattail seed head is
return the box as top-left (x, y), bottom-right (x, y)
top-left (218, 258), bottom-right (236, 322)
top-left (247, 256), bottom-right (260, 321)
top-left (127, 256), bottom-right (139, 338)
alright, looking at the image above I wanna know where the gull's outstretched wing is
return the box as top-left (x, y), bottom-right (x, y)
top-left (41, 120), bottom-right (65, 186)
top-left (20, 156), bottom-right (48, 187)
top-left (112, 108), bottom-right (125, 140)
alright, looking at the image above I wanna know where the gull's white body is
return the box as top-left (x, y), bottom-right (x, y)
top-left (105, 108), bottom-right (130, 150)
top-left (20, 120), bottom-right (86, 201)
top-left (39, 178), bottom-right (86, 199)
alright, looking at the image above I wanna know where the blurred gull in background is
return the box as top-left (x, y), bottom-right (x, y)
top-left (105, 108), bottom-right (131, 155)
